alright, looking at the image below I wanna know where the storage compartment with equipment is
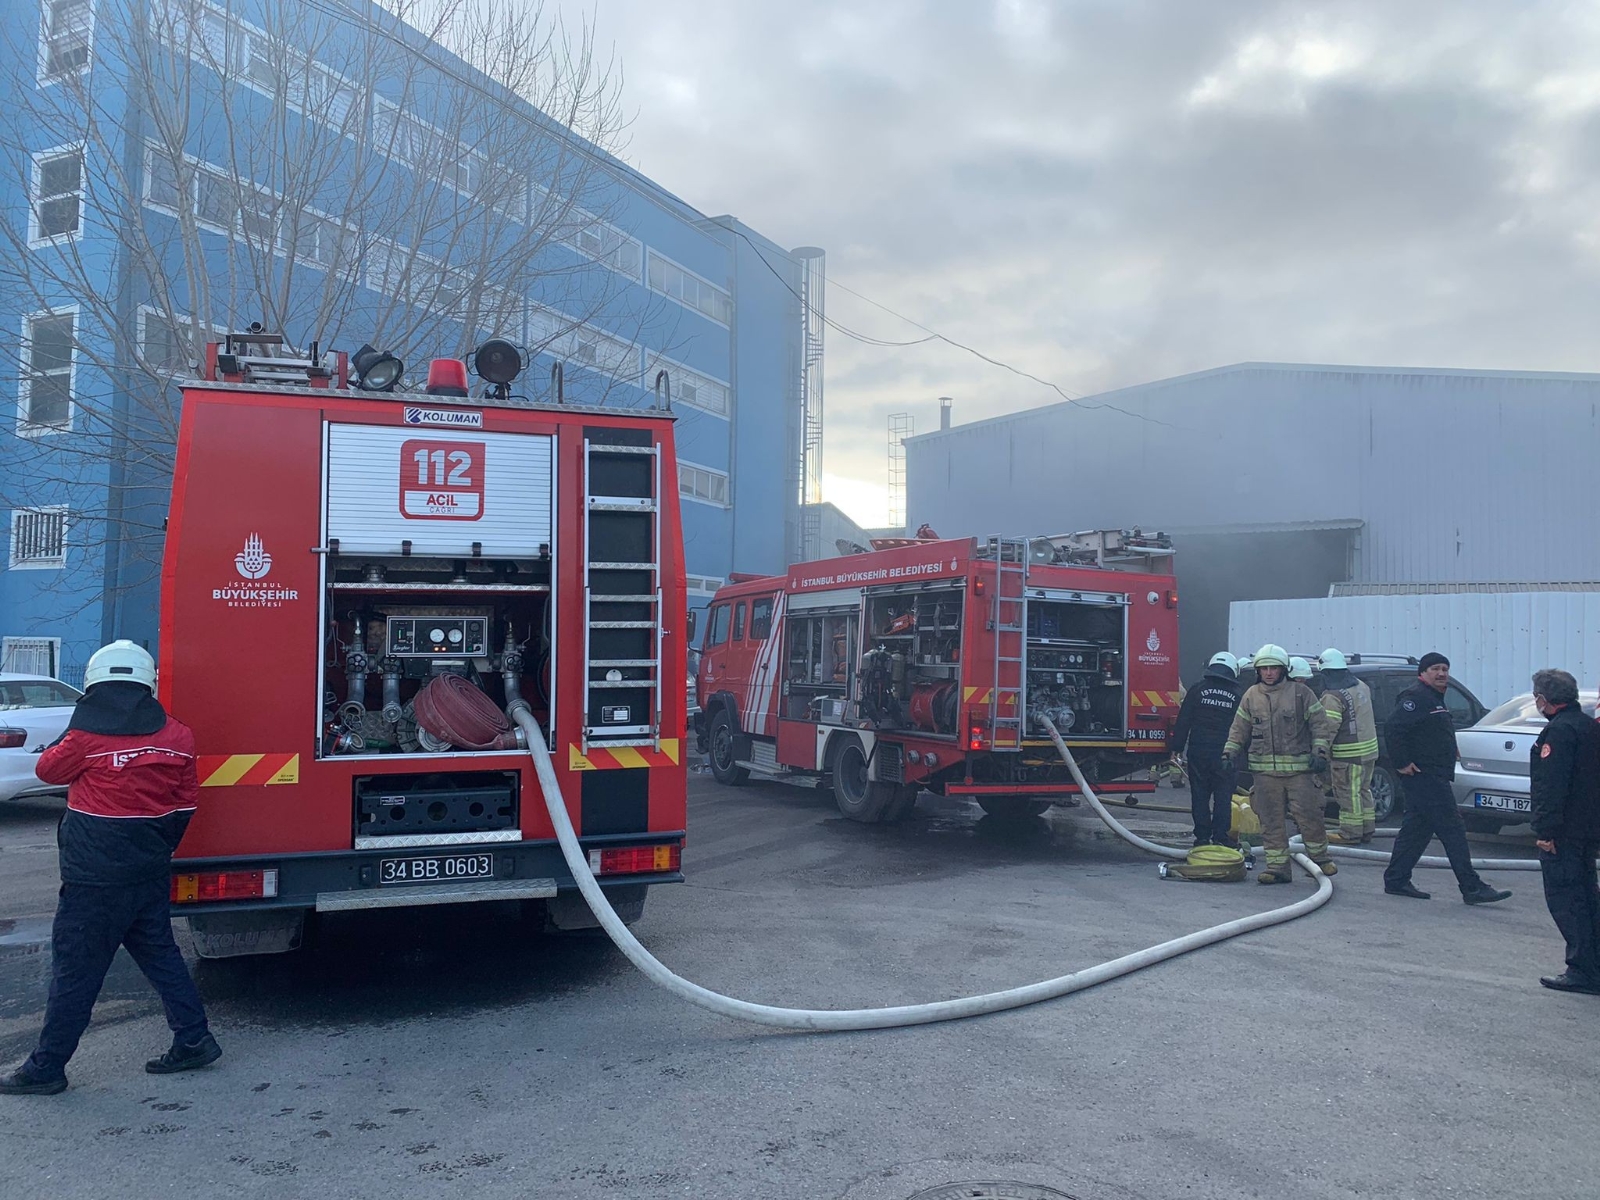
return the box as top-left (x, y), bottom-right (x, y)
top-left (856, 586), bottom-right (964, 735)
top-left (1024, 594), bottom-right (1126, 738)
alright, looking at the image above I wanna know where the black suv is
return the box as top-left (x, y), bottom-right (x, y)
top-left (1236, 654), bottom-right (1488, 823)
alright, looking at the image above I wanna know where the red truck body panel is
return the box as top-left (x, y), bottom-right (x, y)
top-left (159, 376), bottom-right (687, 919)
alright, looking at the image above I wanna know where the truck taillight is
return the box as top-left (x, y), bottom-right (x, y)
top-left (0, 728), bottom-right (26, 749)
top-left (171, 868), bottom-right (279, 904)
top-left (968, 722), bottom-right (985, 751)
top-left (588, 843), bottom-right (682, 876)
top-left (1165, 589), bottom-right (1179, 609)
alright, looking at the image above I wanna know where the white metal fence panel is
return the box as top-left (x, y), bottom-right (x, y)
top-left (1229, 593), bottom-right (1600, 708)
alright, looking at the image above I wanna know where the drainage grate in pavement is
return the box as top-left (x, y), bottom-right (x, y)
top-left (908, 1185), bottom-right (1077, 1200)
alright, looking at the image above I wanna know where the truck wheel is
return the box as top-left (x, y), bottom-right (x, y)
top-left (832, 738), bottom-right (890, 822)
top-left (977, 797), bottom-right (1051, 819)
top-left (1371, 766), bottom-right (1401, 824)
top-left (707, 708), bottom-right (749, 786)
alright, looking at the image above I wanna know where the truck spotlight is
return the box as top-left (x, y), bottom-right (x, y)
top-left (472, 338), bottom-right (523, 386)
top-left (351, 343), bottom-right (404, 392)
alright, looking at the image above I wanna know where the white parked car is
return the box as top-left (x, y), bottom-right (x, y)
top-left (1453, 690), bottom-right (1599, 832)
top-left (0, 673), bottom-right (82, 803)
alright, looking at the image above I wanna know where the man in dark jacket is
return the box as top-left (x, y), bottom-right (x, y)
top-left (1382, 652), bottom-right (1511, 905)
top-left (1528, 668), bottom-right (1600, 994)
top-left (0, 641), bottom-right (221, 1096)
top-left (1171, 651), bottom-right (1245, 847)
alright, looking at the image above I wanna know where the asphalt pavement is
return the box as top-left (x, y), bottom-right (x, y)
top-left (0, 777), bottom-right (1593, 1200)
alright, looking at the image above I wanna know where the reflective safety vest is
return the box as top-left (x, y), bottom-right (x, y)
top-left (1322, 678), bottom-right (1379, 761)
top-left (1223, 679), bottom-right (1335, 776)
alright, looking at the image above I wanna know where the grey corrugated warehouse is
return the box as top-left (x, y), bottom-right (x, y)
top-left (906, 362), bottom-right (1600, 681)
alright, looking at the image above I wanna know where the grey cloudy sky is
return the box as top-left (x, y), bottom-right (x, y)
top-left (560, 0), bottom-right (1600, 525)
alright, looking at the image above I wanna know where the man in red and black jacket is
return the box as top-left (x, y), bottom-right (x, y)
top-left (0, 641), bottom-right (221, 1096)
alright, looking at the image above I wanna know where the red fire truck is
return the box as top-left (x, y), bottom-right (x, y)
top-left (692, 532), bottom-right (1180, 821)
top-left (158, 332), bottom-right (687, 956)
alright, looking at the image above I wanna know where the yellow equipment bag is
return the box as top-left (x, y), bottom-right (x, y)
top-left (1230, 789), bottom-right (1260, 838)
top-left (1159, 843), bottom-right (1247, 883)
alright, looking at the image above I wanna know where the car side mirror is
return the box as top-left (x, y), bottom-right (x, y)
top-left (686, 610), bottom-right (698, 643)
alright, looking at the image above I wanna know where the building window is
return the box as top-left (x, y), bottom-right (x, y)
top-left (20, 311), bottom-right (75, 431)
top-left (570, 220), bottom-right (642, 279)
top-left (9, 507), bottom-right (69, 569)
top-left (647, 354), bottom-right (729, 417)
top-left (139, 310), bottom-right (200, 373)
top-left (679, 462), bottom-right (729, 507)
top-left (647, 251), bottom-right (732, 325)
top-left (685, 575), bottom-right (724, 597)
top-left (40, 0), bottom-right (93, 80)
top-left (0, 636), bottom-right (62, 677)
top-left (32, 148), bottom-right (83, 241)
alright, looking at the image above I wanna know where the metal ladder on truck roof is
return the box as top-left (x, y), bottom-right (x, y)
top-left (988, 536), bottom-right (1028, 750)
top-left (581, 435), bottom-right (664, 754)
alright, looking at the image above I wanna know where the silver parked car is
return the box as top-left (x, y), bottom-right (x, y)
top-left (0, 673), bottom-right (82, 804)
top-left (1453, 690), bottom-right (1599, 833)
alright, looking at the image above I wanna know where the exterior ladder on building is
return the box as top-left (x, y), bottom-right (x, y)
top-left (581, 436), bottom-right (664, 754)
top-left (988, 536), bottom-right (1029, 750)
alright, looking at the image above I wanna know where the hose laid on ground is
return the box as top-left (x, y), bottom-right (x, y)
top-left (509, 703), bottom-right (1333, 1032)
top-left (1295, 836), bottom-right (1542, 872)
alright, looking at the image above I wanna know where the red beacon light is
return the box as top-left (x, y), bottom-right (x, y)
top-left (425, 358), bottom-right (469, 397)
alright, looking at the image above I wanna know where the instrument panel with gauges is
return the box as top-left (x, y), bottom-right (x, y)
top-left (385, 615), bottom-right (490, 657)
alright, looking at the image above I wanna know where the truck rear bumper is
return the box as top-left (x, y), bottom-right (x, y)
top-left (171, 830), bottom-right (683, 916)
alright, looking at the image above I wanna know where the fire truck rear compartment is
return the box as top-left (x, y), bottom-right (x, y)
top-left (1024, 599), bottom-right (1126, 739)
top-left (321, 566), bottom-right (552, 758)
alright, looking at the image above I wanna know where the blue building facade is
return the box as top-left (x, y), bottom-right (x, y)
top-left (0, 0), bottom-right (814, 681)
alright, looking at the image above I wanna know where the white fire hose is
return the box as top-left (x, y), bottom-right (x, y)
top-left (509, 704), bottom-right (1332, 1032)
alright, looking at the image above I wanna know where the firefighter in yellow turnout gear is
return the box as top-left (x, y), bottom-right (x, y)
top-left (1315, 648), bottom-right (1380, 844)
top-left (1223, 644), bottom-right (1339, 883)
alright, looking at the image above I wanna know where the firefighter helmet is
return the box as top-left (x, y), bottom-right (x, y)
top-left (1208, 651), bottom-right (1239, 673)
top-left (84, 639), bottom-right (157, 692)
top-left (1288, 656), bottom-right (1313, 680)
top-left (1318, 647), bottom-right (1348, 671)
top-left (1252, 643), bottom-right (1290, 671)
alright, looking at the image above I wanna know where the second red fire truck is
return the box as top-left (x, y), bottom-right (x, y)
top-left (693, 532), bottom-right (1182, 821)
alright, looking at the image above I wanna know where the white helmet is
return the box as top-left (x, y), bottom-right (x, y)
top-left (1288, 656), bottom-right (1313, 680)
top-left (1252, 643), bottom-right (1289, 671)
top-left (1318, 647), bottom-right (1348, 671)
top-left (1208, 651), bottom-right (1239, 673)
top-left (84, 639), bottom-right (156, 692)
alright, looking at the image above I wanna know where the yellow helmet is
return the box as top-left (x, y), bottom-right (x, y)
top-left (1253, 643), bottom-right (1289, 671)
top-left (1288, 656), bottom-right (1313, 680)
